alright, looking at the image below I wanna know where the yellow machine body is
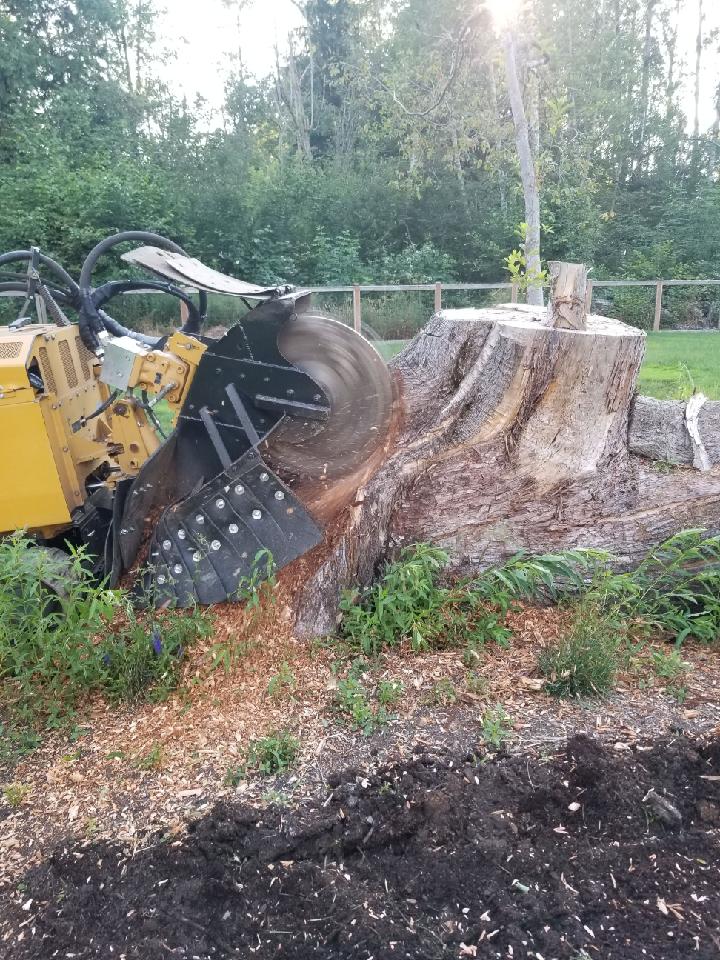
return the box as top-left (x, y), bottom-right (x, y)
top-left (0, 323), bottom-right (204, 541)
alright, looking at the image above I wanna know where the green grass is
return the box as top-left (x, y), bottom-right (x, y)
top-left (638, 332), bottom-right (720, 399)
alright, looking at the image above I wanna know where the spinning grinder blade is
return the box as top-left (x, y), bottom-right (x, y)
top-left (261, 313), bottom-right (395, 516)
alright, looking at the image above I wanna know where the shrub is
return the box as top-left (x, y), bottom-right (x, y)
top-left (539, 605), bottom-right (623, 697)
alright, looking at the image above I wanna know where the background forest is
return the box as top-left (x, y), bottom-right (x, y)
top-left (1, 0), bottom-right (719, 307)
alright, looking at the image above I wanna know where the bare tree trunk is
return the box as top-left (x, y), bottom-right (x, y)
top-left (502, 31), bottom-right (543, 307)
top-left (694, 0), bottom-right (704, 145)
top-left (488, 59), bottom-right (508, 219)
top-left (283, 290), bottom-right (720, 636)
top-left (634, 0), bottom-right (656, 178)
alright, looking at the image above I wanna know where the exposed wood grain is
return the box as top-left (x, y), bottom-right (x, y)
top-left (546, 262), bottom-right (588, 330)
top-left (285, 307), bottom-right (720, 636)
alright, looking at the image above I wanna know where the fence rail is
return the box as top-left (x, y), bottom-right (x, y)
top-left (307, 279), bottom-right (720, 333)
top-left (4, 277), bottom-right (720, 333)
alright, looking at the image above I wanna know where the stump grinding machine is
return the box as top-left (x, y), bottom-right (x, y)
top-left (0, 231), bottom-right (393, 606)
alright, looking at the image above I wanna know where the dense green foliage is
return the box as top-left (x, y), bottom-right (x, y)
top-left (0, 535), bottom-right (212, 739)
top-left (338, 543), bottom-right (596, 656)
top-left (1, 0), bottom-right (719, 334)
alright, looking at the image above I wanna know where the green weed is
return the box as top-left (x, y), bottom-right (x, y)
top-left (267, 661), bottom-right (297, 699)
top-left (376, 679), bottom-right (404, 706)
top-left (428, 678), bottom-right (458, 706)
top-left (591, 530), bottom-right (720, 644)
top-left (225, 763), bottom-right (246, 787)
top-left (466, 671), bottom-right (489, 696)
top-left (101, 607), bottom-right (212, 704)
top-left (480, 705), bottom-right (512, 749)
top-left (335, 677), bottom-right (389, 735)
top-left (2, 783), bottom-right (30, 807)
top-left (650, 648), bottom-right (686, 681)
top-left (246, 731), bottom-right (300, 776)
top-left (540, 605), bottom-right (622, 698)
top-left (338, 544), bottom-right (596, 658)
top-left (0, 535), bottom-right (123, 728)
top-left (134, 742), bottom-right (164, 771)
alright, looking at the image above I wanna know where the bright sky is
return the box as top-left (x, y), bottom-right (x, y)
top-left (157, 0), bottom-right (720, 131)
top-left (157, 0), bottom-right (304, 113)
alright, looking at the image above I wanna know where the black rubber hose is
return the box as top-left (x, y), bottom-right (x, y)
top-left (92, 279), bottom-right (203, 331)
top-left (0, 281), bottom-right (73, 305)
top-left (78, 231), bottom-right (208, 350)
top-left (0, 250), bottom-right (80, 298)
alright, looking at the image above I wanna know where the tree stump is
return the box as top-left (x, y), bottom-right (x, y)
top-left (284, 303), bottom-right (720, 636)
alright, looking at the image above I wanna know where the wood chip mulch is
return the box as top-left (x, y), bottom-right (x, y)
top-left (2, 600), bottom-right (720, 896)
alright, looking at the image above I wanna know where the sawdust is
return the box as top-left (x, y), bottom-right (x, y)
top-left (2, 599), bottom-right (720, 901)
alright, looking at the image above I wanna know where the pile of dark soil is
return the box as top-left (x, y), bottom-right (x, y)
top-left (2, 735), bottom-right (719, 959)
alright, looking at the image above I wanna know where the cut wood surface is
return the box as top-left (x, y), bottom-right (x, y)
top-left (287, 305), bottom-right (720, 636)
top-left (545, 261), bottom-right (588, 330)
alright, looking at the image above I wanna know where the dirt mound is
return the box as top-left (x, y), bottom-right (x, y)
top-left (3, 735), bottom-right (719, 959)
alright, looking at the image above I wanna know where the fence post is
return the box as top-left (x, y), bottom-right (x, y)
top-left (352, 284), bottom-right (362, 333)
top-left (511, 283), bottom-right (518, 304)
top-left (653, 282), bottom-right (663, 331)
top-left (584, 280), bottom-right (594, 314)
top-left (434, 282), bottom-right (442, 313)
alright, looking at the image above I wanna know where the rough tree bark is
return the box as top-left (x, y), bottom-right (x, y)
top-left (285, 298), bottom-right (720, 637)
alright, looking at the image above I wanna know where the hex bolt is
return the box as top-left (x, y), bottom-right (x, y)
top-left (178, 530), bottom-right (186, 540)
top-left (195, 514), bottom-right (205, 524)
top-left (157, 575), bottom-right (167, 585)
top-left (252, 509), bottom-right (262, 520)
top-left (216, 498), bottom-right (226, 509)
top-left (162, 539), bottom-right (172, 550)
top-left (211, 540), bottom-right (221, 551)
top-left (274, 491), bottom-right (285, 501)
top-left (173, 564), bottom-right (183, 575)
top-left (192, 551), bottom-right (202, 563)
top-left (235, 484), bottom-right (244, 495)
top-left (260, 473), bottom-right (269, 482)
top-left (229, 523), bottom-right (239, 534)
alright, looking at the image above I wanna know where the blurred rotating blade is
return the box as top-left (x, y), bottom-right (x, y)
top-left (262, 313), bottom-right (394, 504)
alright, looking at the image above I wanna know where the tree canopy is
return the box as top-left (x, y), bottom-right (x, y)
top-left (1, 0), bottom-right (719, 288)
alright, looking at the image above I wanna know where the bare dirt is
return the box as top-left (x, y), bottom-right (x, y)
top-left (2, 733), bottom-right (720, 959)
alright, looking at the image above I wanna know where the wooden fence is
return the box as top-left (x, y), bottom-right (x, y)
top-left (306, 279), bottom-right (720, 333)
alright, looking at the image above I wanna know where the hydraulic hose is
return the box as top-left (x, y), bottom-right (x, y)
top-left (78, 231), bottom-right (208, 351)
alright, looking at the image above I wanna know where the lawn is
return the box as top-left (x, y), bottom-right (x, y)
top-left (376, 332), bottom-right (720, 400)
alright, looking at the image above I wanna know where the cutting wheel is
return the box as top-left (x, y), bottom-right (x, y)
top-left (262, 313), bottom-right (394, 493)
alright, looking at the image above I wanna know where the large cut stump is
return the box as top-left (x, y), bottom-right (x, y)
top-left (287, 304), bottom-right (720, 636)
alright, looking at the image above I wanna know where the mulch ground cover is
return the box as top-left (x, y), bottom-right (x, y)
top-left (3, 733), bottom-right (719, 960)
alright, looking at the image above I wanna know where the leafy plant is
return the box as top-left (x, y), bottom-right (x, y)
top-left (334, 677), bottom-right (389, 735)
top-left (134, 742), bottom-right (164, 771)
top-left (466, 671), bottom-right (489, 696)
top-left (539, 605), bottom-right (623, 698)
top-left (650, 648), bottom-right (686, 681)
top-left (0, 536), bottom-right (123, 728)
top-left (591, 531), bottom-right (720, 644)
top-left (428, 678), bottom-right (458, 706)
top-left (100, 608), bottom-right (212, 704)
top-left (267, 661), bottom-right (297, 699)
top-left (246, 731), bottom-right (300, 776)
top-left (3, 783), bottom-right (30, 808)
top-left (480, 705), bottom-right (512, 750)
top-left (339, 543), bottom-right (598, 658)
top-left (376, 679), bottom-right (404, 706)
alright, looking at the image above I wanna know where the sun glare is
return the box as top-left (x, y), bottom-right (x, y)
top-left (485, 0), bottom-right (522, 29)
